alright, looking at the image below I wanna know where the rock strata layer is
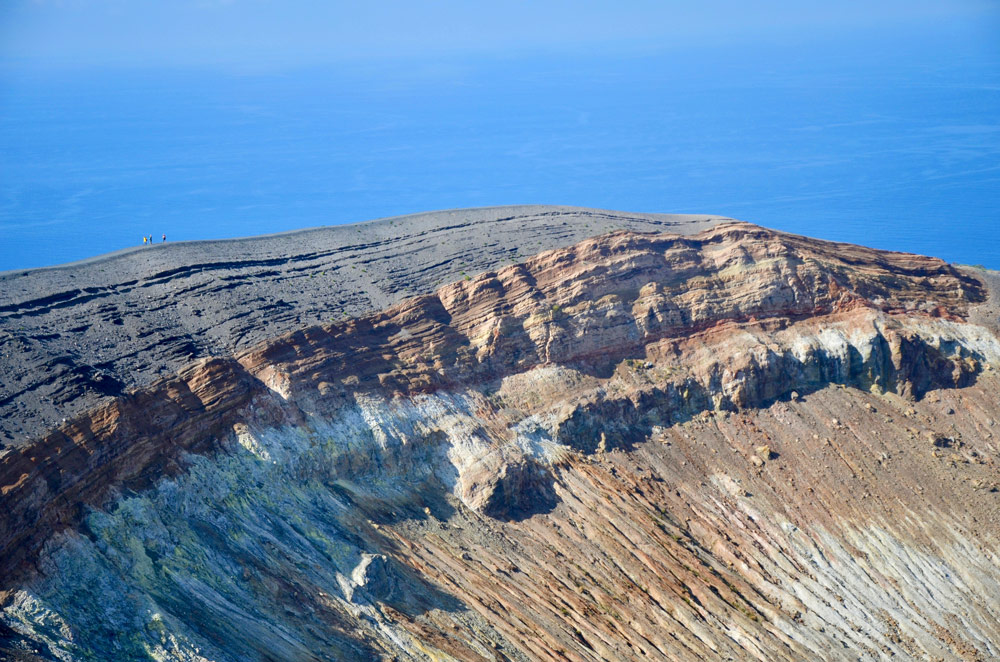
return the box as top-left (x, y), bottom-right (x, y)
top-left (2, 215), bottom-right (1000, 661)
top-left (0, 206), bottom-right (724, 446)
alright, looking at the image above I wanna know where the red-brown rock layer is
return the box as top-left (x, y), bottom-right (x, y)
top-left (239, 222), bottom-right (983, 403)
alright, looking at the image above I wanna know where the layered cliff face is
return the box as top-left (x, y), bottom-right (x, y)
top-left (0, 206), bottom-right (723, 446)
top-left (2, 216), bottom-right (1000, 661)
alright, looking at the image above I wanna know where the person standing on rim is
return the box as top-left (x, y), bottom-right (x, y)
top-left (162, 234), bottom-right (166, 242)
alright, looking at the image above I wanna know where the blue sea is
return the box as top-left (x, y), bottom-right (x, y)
top-left (1, 27), bottom-right (998, 271)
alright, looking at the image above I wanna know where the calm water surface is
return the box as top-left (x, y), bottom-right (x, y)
top-left (1, 31), bottom-right (998, 271)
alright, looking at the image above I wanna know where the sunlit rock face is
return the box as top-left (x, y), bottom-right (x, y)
top-left (3, 220), bottom-right (1000, 661)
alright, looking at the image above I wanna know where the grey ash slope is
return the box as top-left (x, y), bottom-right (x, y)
top-left (0, 205), bottom-right (726, 447)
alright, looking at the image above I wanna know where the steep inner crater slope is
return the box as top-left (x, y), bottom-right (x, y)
top-left (2, 218), bottom-right (1000, 661)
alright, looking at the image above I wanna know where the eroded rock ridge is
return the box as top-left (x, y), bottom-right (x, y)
top-left (2, 219), bottom-right (999, 661)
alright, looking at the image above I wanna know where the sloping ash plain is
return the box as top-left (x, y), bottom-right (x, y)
top-left (2, 206), bottom-right (1000, 661)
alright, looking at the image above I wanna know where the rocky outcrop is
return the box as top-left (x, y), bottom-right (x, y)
top-left (1, 218), bottom-right (999, 661)
top-left (237, 223), bottom-right (983, 404)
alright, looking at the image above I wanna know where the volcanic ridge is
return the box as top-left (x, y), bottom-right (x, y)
top-left (1, 206), bottom-right (999, 662)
